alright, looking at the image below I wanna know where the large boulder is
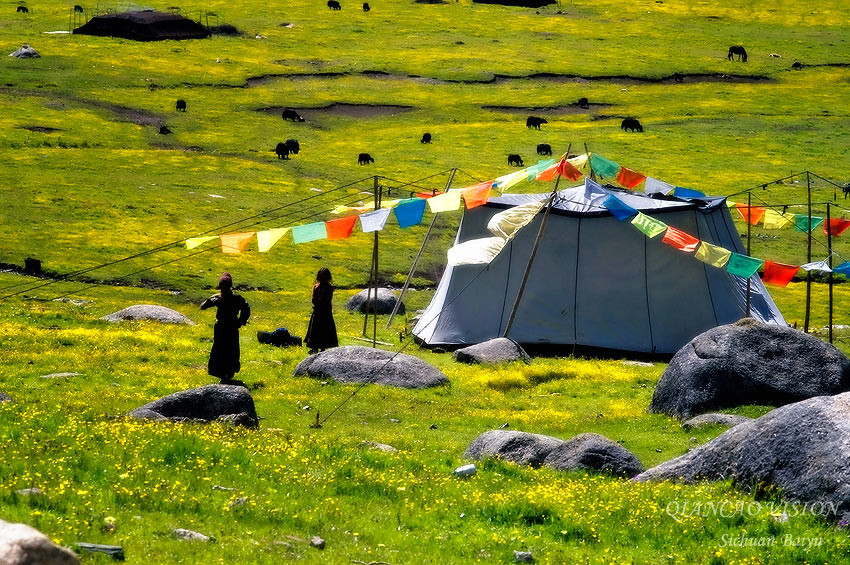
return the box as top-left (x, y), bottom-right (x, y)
top-left (650, 320), bottom-right (850, 419)
top-left (9, 45), bottom-right (40, 59)
top-left (636, 392), bottom-right (850, 523)
top-left (542, 433), bottom-right (644, 477)
top-left (293, 346), bottom-right (448, 389)
top-left (453, 338), bottom-right (530, 364)
top-left (464, 430), bottom-right (563, 467)
top-left (0, 519), bottom-right (80, 564)
top-left (345, 288), bottom-right (404, 315)
top-left (129, 384), bottom-right (258, 427)
top-left (102, 304), bottom-right (195, 325)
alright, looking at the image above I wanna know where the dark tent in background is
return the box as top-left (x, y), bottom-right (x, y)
top-left (73, 10), bottom-right (210, 41)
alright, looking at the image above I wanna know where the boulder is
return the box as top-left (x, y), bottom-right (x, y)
top-left (0, 519), bottom-right (79, 564)
top-left (542, 433), bottom-right (644, 477)
top-left (650, 320), bottom-right (850, 419)
top-left (463, 430), bottom-right (563, 467)
top-left (636, 392), bottom-right (850, 523)
top-left (173, 529), bottom-right (210, 542)
top-left (129, 384), bottom-right (258, 427)
top-left (9, 45), bottom-right (40, 59)
top-left (293, 345), bottom-right (448, 389)
top-left (102, 304), bottom-right (195, 325)
top-left (0, 391), bottom-right (11, 403)
top-left (453, 338), bottom-right (530, 364)
top-left (345, 288), bottom-right (404, 315)
top-left (681, 413), bottom-right (752, 430)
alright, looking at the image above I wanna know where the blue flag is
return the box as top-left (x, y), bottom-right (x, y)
top-left (393, 198), bottom-right (427, 228)
top-left (602, 194), bottom-right (638, 221)
top-left (673, 187), bottom-right (705, 198)
top-left (833, 262), bottom-right (850, 276)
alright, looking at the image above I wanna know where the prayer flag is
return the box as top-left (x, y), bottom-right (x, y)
top-left (494, 169), bottom-right (529, 190)
top-left (394, 198), bottom-right (427, 228)
top-left (257, 228), bottom-right (290, 252)
top-left (589, 154), bottom-right (620, 178)
top-left (535, 158), bottom-right (582, 181)
top-left (695, 241), bottom-right (732, 268)
top-left (673, 187), bottom-right (705, 198)
top-left (726, 200), bottom-right (737, 208)
top-left (291, 222), bottom-right (327, 244)
top-left (762, 261), bottom-right (799, 286)
top-left (824, 218), bottom-right (850, 237)
top-left (462, 181), bottom-right (493, 209)
top-left (726, 253), bottom-right (764, 278)
top-left (794, 215), bottom-right (824, 233)
top-left (332, 203), bottom-right (371, 214)
top-left (800, 260), bottom-right (832, 273)
top-left (487, 199), bottom-right (547, 239)
top-left (762, 209), bottom-right (794, 229)
top-left (616, 166), bottom-right (647, 189)
top-left (359, 208), bottom-right (392, 233)
top-left (662, 226), bottom-right (700, 252)
top-left (631, 212), bottom-right (668, 238)
top-left (447, 237), bottom-right (507, 266)
top-left (325, 216), bottom-right (358, 240)
top-left (735, 204), bottom-right (766, 226)
top-left (220, 232), bottom-right (255, 254)
top-left (833, 262), bottom-right (850, 276)
top-left (186, 236), bottom-right (216, 250)
top-left (428, 190), bottom-right (462, 213)
top-left (602, 194), bottom-right (638, 221)
top-left (526, 159), bottom-right (556, 180)
top-left (645, 177), bottom-right (675, 195)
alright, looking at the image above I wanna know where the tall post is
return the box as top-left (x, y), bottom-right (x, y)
top-left (746, 191), bottom-right (752, 317)
top-left (362, 176), bottom-right (380, 339)
top-left (804, 172), bottom-right (812, 333)
top-left (386, 168), bottom-right (457, 329)
top-left (372, 176), bottom-right (381, 347)
top-left (827, 202), bottom-right (834, 344)
top-left (584, 143), bottom-right (594, 181)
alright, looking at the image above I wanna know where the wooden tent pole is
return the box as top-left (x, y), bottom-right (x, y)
top-left (827, 202), bottom-right (834, 344)
top-left (804, 171), bottom-right (812, 333)
top-left (746, 192), bottom-right (752, 317)
top-left (362, 176), bottom-right (380, 339)
top-left (386, 168), bottom-right (457, 329)
top-left (372, 176), bottom-right (381, 347)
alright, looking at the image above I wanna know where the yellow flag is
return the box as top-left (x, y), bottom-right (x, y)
top-left (185, 236), bottom-right (217, 250)
top-left (762, 209), bottom-right (793, 229)
top-left (694, 241), bottom-right (732, 268)
top-left (494, 169), bottom-right (529, 191)
top-left (428, 190), bottom-right (462, 213)
top-left (257, 228), bottom-right (290, 252)
top-left (726, 200), bottom-right (736, 208)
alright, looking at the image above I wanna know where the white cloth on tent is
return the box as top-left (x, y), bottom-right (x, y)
top-left (486, 198), bottom-right (547, 239)
top-left (800, 260), bottom-right (832, 273)
top-left (359, 208), bottom-right (392, 233)
top-left (645, 177), bottom-right (675, 195)
top-left (447, 237), bottom-right (507, 266)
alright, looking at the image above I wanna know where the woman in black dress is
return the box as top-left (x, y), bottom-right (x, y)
top-left (200, 272), bottom-right (251, 382)
top-left (305, 267), bottom-right (338, 354)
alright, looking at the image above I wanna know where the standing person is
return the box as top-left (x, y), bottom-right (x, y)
top-left (305, 267), bottom-right (338, 354)
top-left (200, 272), bottom-right (250, 383)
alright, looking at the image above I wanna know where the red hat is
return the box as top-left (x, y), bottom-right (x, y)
top-left (216, 271), bottom-right (232, 289)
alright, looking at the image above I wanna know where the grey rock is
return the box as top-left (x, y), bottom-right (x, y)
top-left (9, 45), bottom-right (40, 59)
top-left (542, 433), bottom-right (644, 477)
top-left (464, 430), bottom-right (563, 467)
top-left (15, 488), bottom-right (44, 497)
top-left (102, 304), bottom-right (195, 325)
top-left (0, 519), bottom-right (80, 564)
top-left (310, 536), bottom-right (325, 549)
top-left (514, 550), bottom-right (534, 563)
top-left (293, 345), bottom-right (448, 389)
top-left (650, 320), bottom-right (850, 419)
top-left (359, 441), bottom-right (398, 453)
top-left (636, 392), bottom-right (850, 522)
top-left (172, 529), bottom-right (210, 542)
top-left (216, 412), bottom-right (257, 427)
top-left (453, 338), bottom-right (530, 364)
top-left (682, 413), bottom-right (753, 430)
top-left (129, 385), bottom-right (258, 428)
top-left (453, 463), bottom-right (477, 477)
top-left (39, 372), bottom-right (79, 379)
top-left (345, 288), bottom-right (404, 315)
top-left (228, 497), bottom-right (248, 509)
top-left (74, 543), bottom-right (125, 560)
top-left (0, 391), bottom-right (11, 403)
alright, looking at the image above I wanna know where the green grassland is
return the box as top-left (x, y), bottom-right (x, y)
top-left (3, 0), bottom-right (850, 562)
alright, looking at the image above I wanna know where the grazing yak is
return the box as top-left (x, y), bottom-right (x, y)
top-left (74, 4), bottom-right (83, 12)
top-left (728, 45), bottom-right (748, 62)
top-left (421, 132), bottom-right (431, 144)
top-left (358, 153), bottom-right (374, 165)
top-left (327, 0), bottom-right (341, 9)
top-left (363, 2), bottom-right (370, 10)
top-left (507, 154), bottom-right (524, 167)
top-left (621, 118), bottom-right (643, 132)
top-left (176, 99), bottom-right (187, 112)
top-left (281, 109), bottom-right (305, 122)
top-left (16, 5), bottom-right (28, 12)
top-left (791, 61), bottom-right (803, 70)
top-left (577, 97), bottom-right (589, 109)
top-left (275, 142), bottom-right (290, 160)
top-left (526, 116), bottom-right (547, 130)
top-left (285, 138), bottom-right (299, 154)
top-left (536, 143), bottom-right (552, 156)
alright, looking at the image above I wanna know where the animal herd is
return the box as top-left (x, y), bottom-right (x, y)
top-left (326, 1), bottom-right (371, 10)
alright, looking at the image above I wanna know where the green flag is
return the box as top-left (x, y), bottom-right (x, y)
top-left (630, 212), bottom-right (668, 238)
top-left (291, 221), bottom-right (328, 244)
top-left (590, 154), bottom-right (620, 178)
top-left (526, 159), bottom-right (556, 180)
top-left (794, 215), bottom-right (824, 233)
top-left (726, 253), bottom-right (764, 278)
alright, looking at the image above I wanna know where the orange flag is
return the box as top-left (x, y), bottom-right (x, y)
top-left (661, 226), bottom-right (700, 253)
top-left (536, 158), bottom-right (583, 182)
top-left (326, 215), bottom-right (358, 240)
top-left (735, 203), bottom-right (766, 225)
top-left (220, 232), bottom-right (255, 254)
top-left (462, 181), bottom-right (493, 209)
top-left (616, 166), bottom-right (647, 189)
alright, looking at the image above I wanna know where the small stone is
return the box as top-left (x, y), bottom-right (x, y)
top-left (310, 536), bottom-right (325, 549)
top-left (359, 441), bottom-right (398, 453)
top-left (429, 424), bottom-right (438, 430)
top-left (15, 487), bottom-right (44, 496)
top-left (40, 372), bottom-right (79, 379)
top-left (389, 418), bottom-right (400, 423)
top-left (212, 485), bottom-right (236, 491)
top-left (453, 464), bottom-right (477, 477)
top-left (514, 550), bottom-right (534, 563)
top-left (74, 543), bottom-right (125, 560)
top-left (498, 422), bottom-right (510, 429)
top-left (228, 497), bottom-right (248, 509)
top-left (173, 528), bottom-right (210, 542)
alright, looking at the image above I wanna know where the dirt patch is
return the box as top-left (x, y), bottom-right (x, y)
top-left (489, 72), bottom-right (773, 85)
top-left (256, 103), bottom-right (415, 119)
top-left (482, 103), bottom-right (611, 115)
top-left (17, 125), bottom-right (63, 133)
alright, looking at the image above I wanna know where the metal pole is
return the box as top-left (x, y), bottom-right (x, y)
top-left (827, 202), bottom-right (834, 343)
top-left (362, 176), bottom-right (380, 338)
top-left (804, 172), bottom-right (812, 333)
top-left (372, 176), bottom-right (381, 347)
top-left (746, 192), bottom-right (751, 317)
top-left (386, 168), bottom-right (457, 328)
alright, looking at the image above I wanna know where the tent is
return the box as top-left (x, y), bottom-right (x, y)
top-left (413, 180), bottom-right (785, 355)
top-left (73, 11), bottom-right (210, 41)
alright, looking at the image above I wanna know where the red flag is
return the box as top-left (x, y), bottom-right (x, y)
top-left (824, 218), bottom-right (850, 237)
top-left (616, 166), bottom-right (647, 189)
top-left (661, 226), bottom-right (699, 252)
top-left (536, 158), bottom-right (583, 182)
top-left (326, 215), bottom-right (358, 240)
top-left (735, 203), bottom-right (766, 225)
top-left (415, 192), bottom-right (436, 199)
top-left (761, 261), bottom-right (798, 287)
top-left (462, 181), bottom-right (493, 209)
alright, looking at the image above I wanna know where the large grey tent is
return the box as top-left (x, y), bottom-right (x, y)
top-left (73, 11), bottom-right (210, 41)
top-left (413, 180), bottom-right (785, 355)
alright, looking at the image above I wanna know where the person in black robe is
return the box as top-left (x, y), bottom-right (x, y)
top-left (305, 267), bottom-right (338, 354)
top-left (200, 272), bottom-right (250, 382)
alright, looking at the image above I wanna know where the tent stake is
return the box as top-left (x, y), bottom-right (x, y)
top-left (804, 171), bottom-right (812, 333)
top-left (386, 168), bottom-right (457, 329)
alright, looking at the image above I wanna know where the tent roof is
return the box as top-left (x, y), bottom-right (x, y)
top-left (73, 10), bottom-right (210, 41)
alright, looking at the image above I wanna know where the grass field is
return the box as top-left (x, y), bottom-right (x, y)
top-left (3, 0), bottom-right (850, 562)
